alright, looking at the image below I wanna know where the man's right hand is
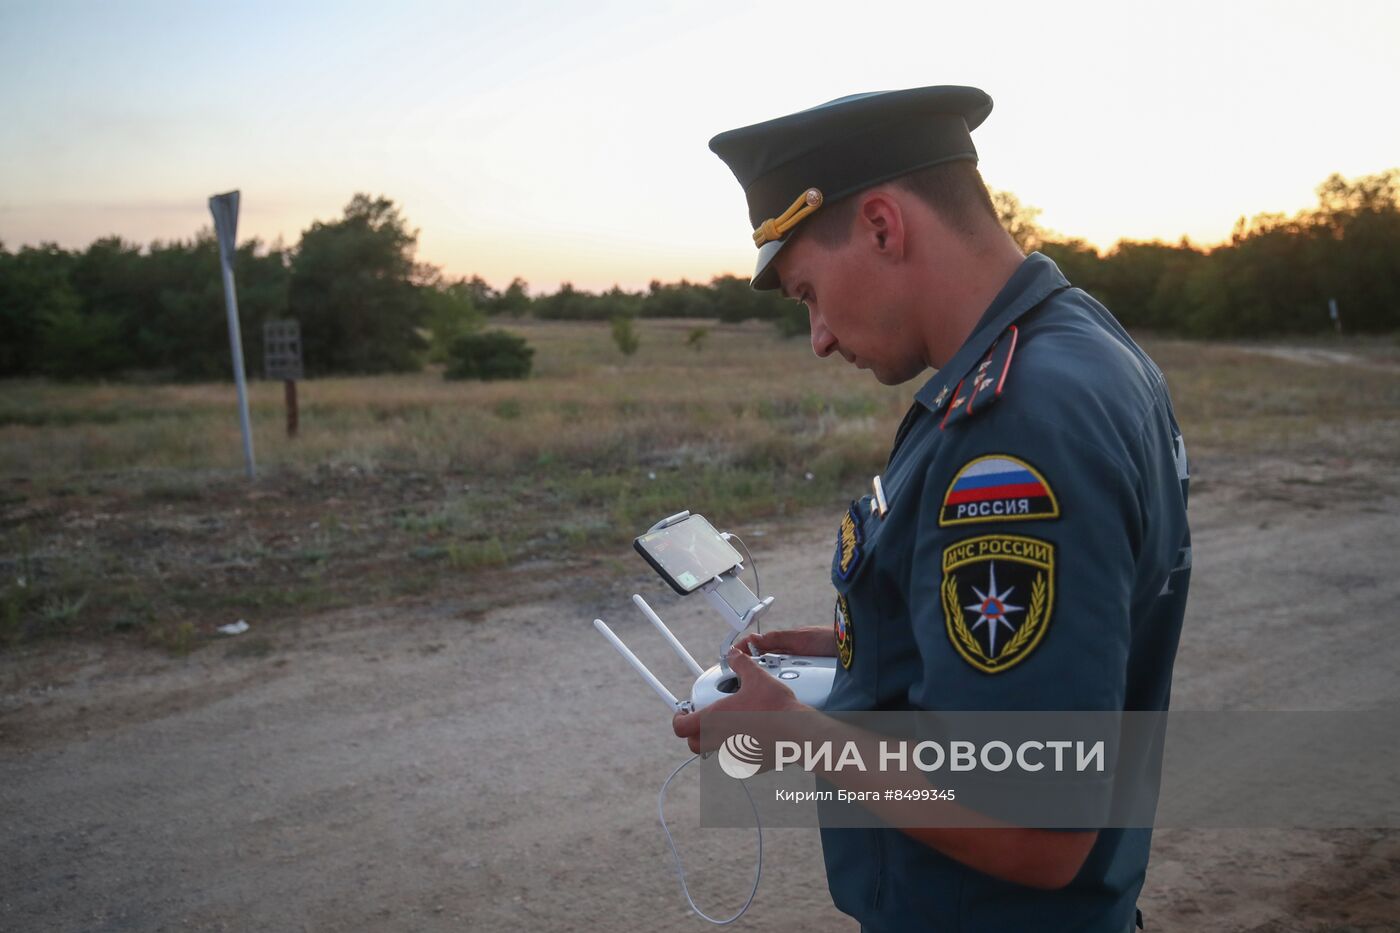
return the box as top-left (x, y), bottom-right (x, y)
top-left (732, 625), bottom-right (837, 659)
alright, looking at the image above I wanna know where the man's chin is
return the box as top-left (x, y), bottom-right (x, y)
top-left (872, 363), bottom-right (928, 387)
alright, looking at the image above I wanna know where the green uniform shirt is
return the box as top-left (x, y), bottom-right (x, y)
top-left (822, 253), bottom-right (1192, 932)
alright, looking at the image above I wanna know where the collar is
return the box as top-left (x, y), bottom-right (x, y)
top-left (913, 252), bottom-right (1070, 412)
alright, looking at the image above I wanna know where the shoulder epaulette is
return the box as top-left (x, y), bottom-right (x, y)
top-left (939, 324), bottom-right (1020, 431)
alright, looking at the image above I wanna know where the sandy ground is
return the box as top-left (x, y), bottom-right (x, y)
top-left (1232, 344), bottom-right (1400, 373)
top-left (2, 452), bottom-right (1399, 932)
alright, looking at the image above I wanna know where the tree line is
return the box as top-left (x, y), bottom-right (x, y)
top-left (0, 193), bottom-right (801, 380)
top-left (1001, 169), bottom-right (1400, 337)
top-left (1, 169), bottom-right (1396, 380)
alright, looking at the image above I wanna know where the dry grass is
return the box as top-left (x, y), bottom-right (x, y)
top-left (1, 318), bottom-right (1396, 650)
top-left (0, 320), bottom-right (906, 648)
top-left (0, 319), bottom-right (903, 479)
top-left (1145, 339), bottom-right (1400, 463)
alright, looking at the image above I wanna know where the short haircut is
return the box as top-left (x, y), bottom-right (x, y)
top-left (799, 160), bottom-right (1000, 247)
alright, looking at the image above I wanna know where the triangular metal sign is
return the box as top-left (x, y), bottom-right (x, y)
top-left (209, 190), bottom-right (240, 264)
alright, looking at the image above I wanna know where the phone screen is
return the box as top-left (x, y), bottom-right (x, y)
top-left (634, 514), bottom-right (744, 594)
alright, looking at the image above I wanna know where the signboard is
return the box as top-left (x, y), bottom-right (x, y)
top-left (263, 320), bottom-right (304, 381)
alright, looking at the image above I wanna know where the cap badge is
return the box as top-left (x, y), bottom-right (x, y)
top-left (752, 187), bottom-right (824, 247)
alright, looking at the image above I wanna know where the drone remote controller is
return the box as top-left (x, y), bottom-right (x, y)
top-left (593, 513), bottom-right (823, 924)
top-left (593, 512), bottom-right (835, 713)
top-left (690, 650), bottom-right (837, 711)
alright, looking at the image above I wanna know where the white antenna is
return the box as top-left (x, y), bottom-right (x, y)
top-left (632, 594), bottom-right (705, 678)
top-left (592, 619), bottom-right (683, 712)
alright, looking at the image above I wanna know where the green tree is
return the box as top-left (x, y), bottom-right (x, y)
top-left (1306, 169), bottom-right (1400, 333)
top-left (641, 278), bottom-right (709, 318)
top-left (0, 234), bottom-right (291, 380)
top-left (599, 284), bottom-right (644, 320)
top-left (232, 239), bottom-right (294, 378)
top-left (1038, 239), bottom-right (1103, 290)
top-left (61, 236), bottom-right (147, 375)
top-left (1097, 240), bottom-right (1203, 331)
top-left (462, 274), bottom-right (497, 307)
top-left (492, 277), bottom-right (531, 316)
top-left (0, 243), bottom-right (80, 376)
top-left (288, 194), bottom-right (427, 374)
top-left (610, 314), bottom-right (640, 355)
top-left (35, 297), bottom-right (127, 378)
top-left (131, 232), bottom-right (290, 380)
top-left (533, 282), bottom-right (644, 320)
top-left (444, 330), bottom-right (533, 380)
top-left (423, 276), bottom-right (486, 363)
top-left (989, 188), bottom-right (1047, 254)
top-left (774, 301), bottom-right (810, 338)
top-left (533, 282), bottom-right (584, 319)
top-left (710, 274), bottom-right (788, 322)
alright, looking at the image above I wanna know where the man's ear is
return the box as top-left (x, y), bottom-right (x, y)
top-left (857, 192), bottom-right (906, 259)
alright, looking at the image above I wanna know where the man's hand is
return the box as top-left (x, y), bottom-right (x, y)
top-left (671, 648), bottom-right (809, 754)
top-left (732, 625), bottom-right (837, 659)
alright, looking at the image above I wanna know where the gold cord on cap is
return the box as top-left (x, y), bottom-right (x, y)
top-left (752, 188), bottom-right (823, 247)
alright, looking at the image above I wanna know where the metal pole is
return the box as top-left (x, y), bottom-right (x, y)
top-left (220, 260), bottom-right (256, 477)
top-left (210, 191), bottom-right (256, 479)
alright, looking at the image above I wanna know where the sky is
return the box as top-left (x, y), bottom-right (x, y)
top-left (2, 0), bottom-right (1397, 293)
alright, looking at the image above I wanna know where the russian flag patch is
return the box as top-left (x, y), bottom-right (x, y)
top-left (939, 455), bottom-right (1060, 527)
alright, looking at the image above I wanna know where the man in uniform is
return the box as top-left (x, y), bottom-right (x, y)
top-left (672, 85), bottom-right (1192, 931)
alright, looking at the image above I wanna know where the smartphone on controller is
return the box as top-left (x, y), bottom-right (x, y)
top-left (634, 514), bottom-right (744, 595)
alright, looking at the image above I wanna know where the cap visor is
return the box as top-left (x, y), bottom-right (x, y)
top-left (751, 239), bottom-right (786, 291)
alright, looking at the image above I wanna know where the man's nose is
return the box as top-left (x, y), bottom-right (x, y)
top-left (809, 309), bottom-right (837, 358)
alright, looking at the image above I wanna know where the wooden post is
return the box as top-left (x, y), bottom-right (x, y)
top-left (284, 379), bottom-right (299, 437)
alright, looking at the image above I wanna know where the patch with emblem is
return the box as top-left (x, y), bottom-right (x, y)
top-left (940, 455), bottom-right (1059, 526)
top-left (835, 503), bottom-right (864, 580)
top-left (940, 534), bottom-right (1054, 674)
top-left (834, 594), bottom-right (854, 669)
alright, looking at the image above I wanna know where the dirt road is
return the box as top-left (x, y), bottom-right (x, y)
top-left (3, 452), bottom-right (1398, 932)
